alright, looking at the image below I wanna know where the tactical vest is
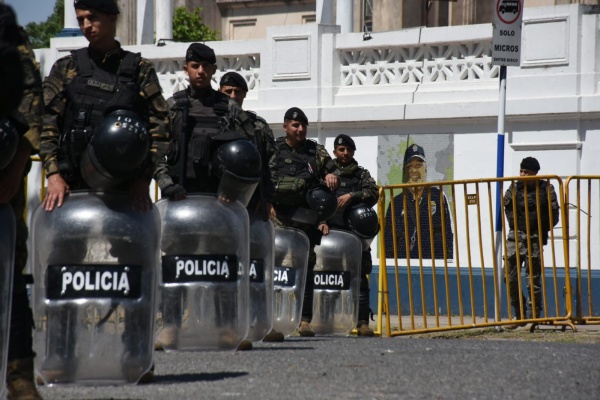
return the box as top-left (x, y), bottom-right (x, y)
top-left (169, 89), bottom-right (249, 192)
top-left (276, 137), bottom-right (316, 180)
top-left (59, 48), bottom-right (142, 185)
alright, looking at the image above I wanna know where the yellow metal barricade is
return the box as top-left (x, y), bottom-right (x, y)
top-left (377, 176), bottom-right (572, 337)
top-left (565, 176), bottom-right (600, 325)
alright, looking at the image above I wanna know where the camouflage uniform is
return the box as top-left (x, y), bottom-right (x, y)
top-left (504, 179), bottom-right (559, 318)
top-left (327, 159), bottom-right (378, 324)
top-left (8, 27), bottom-right (43, 363)
top-left (236, 110), bottom-right (278, 218)
top-left (273, 138), bottom-right (340, 322)
top-left (155, 86), bottom-right (277, 215)
top-left (40, 45), bottom-right (169, 183)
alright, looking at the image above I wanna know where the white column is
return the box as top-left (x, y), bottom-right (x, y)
top-left (57, 0), bottom-right (81, 36)
top-left (137, 0), bottom-right (154, 44)
top-left (316, 0), bottom-right (334, 25)
top-left (335, 0), bottom-right (354, 33)
top-left (155, 0), bottom-right (173, 43)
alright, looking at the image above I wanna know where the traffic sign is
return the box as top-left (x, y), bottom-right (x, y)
top-left (492, 0), bottom-right (524, 66)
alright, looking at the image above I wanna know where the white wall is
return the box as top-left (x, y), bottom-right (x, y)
top-left (31, 4), bottom-right (600, 271)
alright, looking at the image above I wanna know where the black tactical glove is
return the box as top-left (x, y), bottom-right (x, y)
top-left (162, 184), bottom-right (186, 200)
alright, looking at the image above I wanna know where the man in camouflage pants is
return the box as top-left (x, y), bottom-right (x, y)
top-left (0, 5), bottom-right (44, 399)
top-left (504, 157), bottom-right (559, 329)
top-left (272, 107), bottom-right (340, 337)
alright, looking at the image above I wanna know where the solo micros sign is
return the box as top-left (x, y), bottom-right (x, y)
top-left (492, 0), bottom-right (524, 67)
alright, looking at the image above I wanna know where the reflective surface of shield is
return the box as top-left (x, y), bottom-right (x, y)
top-left (156, 194), bottom-right (250, 351)
top-left (31, 191), bottom-right (160, 385)
top-left (247, 216), bottom-right (275, 341)
top-left (0, 205), bottom-right (15, 397)
top-left (312, 229), bottom-right (362, 335)
top-left (272, 227), bottom-right (309, 336)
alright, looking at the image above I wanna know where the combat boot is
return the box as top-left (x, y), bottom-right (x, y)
top-left (262, 329), bottom-right (285, 342)
top-left (155, 326), bottom-right (179, 351)
top-left (6, 357), bottom-right (43, 400)
top-left (356, 321), bottom-right (375, 337)
top-left (237, 339), bottom-right (253, 351)
top-left (298, 321), bottom-right (315, 337)
top-left (137, 364), bottom-right (154, 384)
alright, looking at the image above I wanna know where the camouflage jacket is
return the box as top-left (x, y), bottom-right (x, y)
top-left (504, 179), bottom-right (559, 245)
top-left (40, 44), bottom-right (169, 177)
top-left (238, 110), bottom-right (278, 204)
top-left (334, 159), bottom-right (379, 206)
top-left (14, 27), bottom-right (43, 153)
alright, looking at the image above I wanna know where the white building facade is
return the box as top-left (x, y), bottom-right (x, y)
top-left (31, 4), bottom-right (599, 277)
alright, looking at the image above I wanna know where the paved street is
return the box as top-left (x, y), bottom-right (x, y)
top-left (37, 332), bottom-right (600, 399)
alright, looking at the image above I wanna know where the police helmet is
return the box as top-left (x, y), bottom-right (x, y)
top-left (0, 116), bottom-right (19, 170)
top-left (306, 186), bottom-right (338, 221)
top-left (80, 110), bottom-right (149, 189)
top-left (212, 139), bottom-right (262, 180)
top-left (345, 203), bottom-right (380, 239)
top-left (92, 109), bottom-right (150, 174)
top-left (211, 139), bottom-right (262, 205)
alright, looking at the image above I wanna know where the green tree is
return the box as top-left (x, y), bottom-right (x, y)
top-left (25, 0), bottom-right (64, 49)
top-left (172, 6), bottom-right (219, 42)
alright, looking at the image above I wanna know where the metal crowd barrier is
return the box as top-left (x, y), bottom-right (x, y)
top-left (376, 176), bottom-right (572, 336)
top-left (565, 176), bottom-right (600, 325)
top-left (28, 157), bottom-right (593, 336)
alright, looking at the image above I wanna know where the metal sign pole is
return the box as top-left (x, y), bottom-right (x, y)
top-left (491, 0), bottom-right (524, 326)
top-left (494, 65), bottom-right (507, 326)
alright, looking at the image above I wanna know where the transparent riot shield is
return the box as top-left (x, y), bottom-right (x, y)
top-left (155, 194), bottom-right (249, 351)
top-left (247, 216), bottom-right (275, 342)
top-left (0, 205), bottom-right (15, 398)
top-left (311, 229), bottom-right (362, 335)
top-left (272, 227), bottom-right (309, 336)
top-left (31, 191), bottom-right (160, 385)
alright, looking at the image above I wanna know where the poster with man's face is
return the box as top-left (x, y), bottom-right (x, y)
top-left (378, 134), bottom-right (454, 260)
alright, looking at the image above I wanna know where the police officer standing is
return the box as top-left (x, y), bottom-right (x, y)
top-left (218, 72), bottom-right (282, 344)
top-left (41, 0), bottom-right (169, 212)
top-left (156, 44), bottom-right (265, 197)
top-left (155, 46), bottom-right (269, 351)
top-left (323, 134), bottom-right (379, 336)
top-left (218, 71), bottom-right (278, 220)
top-left (504, 157), bottom-right (559, 329)
top-left (38, 0), bottom-right (169, 384)
top-left (384, 144), bottom-right (453, 260)
top-left (273, 107), bottom-right (340, 336)
top-left (0, 4), bottom-right (44, 399)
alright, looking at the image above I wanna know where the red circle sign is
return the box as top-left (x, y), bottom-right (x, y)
top-left (496, 0), bottom-right (522, 24)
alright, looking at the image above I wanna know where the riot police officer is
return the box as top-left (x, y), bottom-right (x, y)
top-left (503, 157), bottom-right (559, 329)
top-left (155, 44), bottom-right (268, 198)
top-left (155, 44), bottom-right (267, 352)
top-left (273, 107), bottom-right (340, 336)
top-left (219, 71), bottom-right (278, 220)
top-left (41, 0), bottom-right (169, 211)
top-left (323, 134), bottom-right (379, 336)
top-left (0, 4), bottom-right (44, 399)
top-left (219, 71), bottom-right (280, 344)
top-left (38, 0), bottom-right (169, 384)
